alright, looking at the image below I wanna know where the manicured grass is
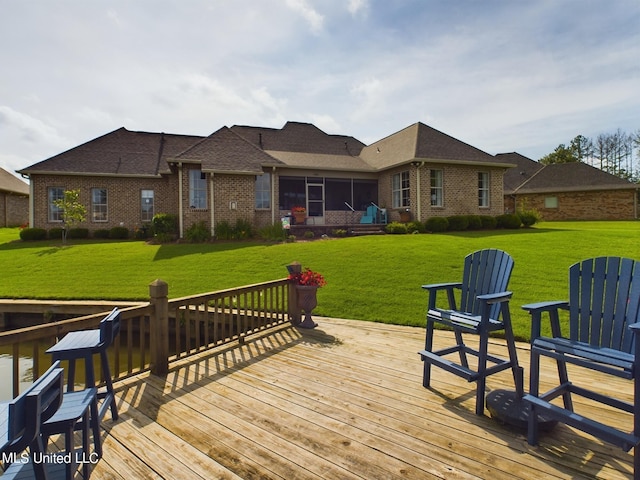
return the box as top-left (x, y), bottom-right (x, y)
top-left (1, 221), bottom-right (638, 341)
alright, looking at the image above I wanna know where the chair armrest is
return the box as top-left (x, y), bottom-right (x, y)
top-left (421, 282), bottom-right (462, 291)
top-left (522, 301), bottom-right (569, 340)
top-left (422, 283), bottom-right (461, 311)
top-left (521, 300), bottom-right (569, 313)
top-left (477, 291), bottom-right (512, 304)
top-left (629, 322), bottom-right (640, 333)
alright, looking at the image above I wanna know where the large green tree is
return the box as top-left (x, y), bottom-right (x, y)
top-left (539, 143), bottom-right (578, 164)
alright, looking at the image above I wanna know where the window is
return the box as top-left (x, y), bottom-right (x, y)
top-left (189, 169), bottom-right (207, 209)
top-left (48, 187), bottom-right (64, 222)
top-left (392, 171), bottom-right (410, 208)
top-left (544, 196), bottom-right (558, 208)
top-left (91, 188), bottom-right (108, 222)
top-left (430, 170), bottom-right (443, 207)
top-left (478, 172), bottom-right (489, 207)
top-left (255, 173), bottom-right (271, 209)
top-left (141, 190), bottom-right (154, 222)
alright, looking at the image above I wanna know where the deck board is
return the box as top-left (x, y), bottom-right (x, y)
top-left (88, 317), bottom-right (634, 479)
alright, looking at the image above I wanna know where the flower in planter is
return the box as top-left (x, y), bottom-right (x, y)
top-left (288, 267), bottom-right (327, 287)
top-left (292, 206), bottom-right (306, 214)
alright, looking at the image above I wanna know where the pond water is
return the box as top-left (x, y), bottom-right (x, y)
top-left (0, 354), bottom-right (36, 401)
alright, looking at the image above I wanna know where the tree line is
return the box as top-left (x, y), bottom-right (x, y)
top-left (540, 129), bottom-right (640, 182)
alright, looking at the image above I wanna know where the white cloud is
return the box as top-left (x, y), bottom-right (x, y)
top-left (285, 0), bottom-right (324, 34)
top-left (348, 0), bottom-right (369, 17)
top-left (0, 0), bottom-right (637, 166)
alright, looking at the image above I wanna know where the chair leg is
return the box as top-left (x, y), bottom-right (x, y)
top-left (100, 350), bottom-right (118, 420)
top-left (90, 394), bottom-right (102, 458)
top-left (454, 330), bottom-right (469, 369)
top-left (503, 314), bottom-right (524, 396)
top-left (527, 349), bottom-right (541, 445)
top-left (556, 359), bottom-right (573, 411)
top-left (475, 332), bottom-right (489, 415)
top-left (423, 319), bottom-right (435, 388)
top-left (81, 408), bottom-right (90, 479)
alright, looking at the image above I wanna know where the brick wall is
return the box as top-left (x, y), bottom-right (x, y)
top-left (0, 192), bottom-right (29, 227)
top-left (379, 164), bottom-right (506, 223)
top-left (513, 190), bottom-right (637, 220)
top-left (30, 174), bottom-right (176, 232)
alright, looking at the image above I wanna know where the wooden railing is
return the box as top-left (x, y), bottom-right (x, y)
top-left (0, 278), bottom-right (296, 398)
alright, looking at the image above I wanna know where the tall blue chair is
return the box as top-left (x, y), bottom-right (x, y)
top-left (523, 257), bottom-right (640, 476)
top-left (419, 249), bottom-right (523, 415)
top-left (46, 308), bottom-right (120, 422)
top-left (1, 362), bottom-right (65, 480)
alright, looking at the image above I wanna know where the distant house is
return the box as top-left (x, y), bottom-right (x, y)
top-left (18, 121), bottom-right (513, 237)
top-left (499, 153), bottom-right (639, 220)
top-left (0, 168), bottom-right (29, 227)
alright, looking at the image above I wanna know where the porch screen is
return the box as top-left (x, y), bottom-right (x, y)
top-left (279, 177), bottom-right (305, 210)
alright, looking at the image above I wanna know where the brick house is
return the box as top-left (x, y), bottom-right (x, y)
top-left (499, 152), bottom-right (639, 220)
top-left (0, 167), bottom-right (29, 227)
top-left (18, 121), bottom-right (513, 237)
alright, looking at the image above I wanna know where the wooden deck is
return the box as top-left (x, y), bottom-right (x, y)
top-left (87, 317), bottom-right (634, 479)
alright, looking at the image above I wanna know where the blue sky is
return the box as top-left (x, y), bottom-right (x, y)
top-left (1, 0), bottom-right (638, 179)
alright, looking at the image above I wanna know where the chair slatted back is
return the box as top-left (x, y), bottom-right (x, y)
top-left (460, 249), bottom-right (514, 319)
top-left (7, 361), bottom-right (64, 453)
top-left (99, 307), bottom-right (121, 346)
top-left (569, 257), bottom-right (640, 353)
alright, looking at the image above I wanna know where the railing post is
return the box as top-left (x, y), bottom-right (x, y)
top-left (288, 282), bottom-right (300, 325)
top-left (287, 262), bottom-right (301, 325)
top-left (149, 279), bottom-right (169, 376)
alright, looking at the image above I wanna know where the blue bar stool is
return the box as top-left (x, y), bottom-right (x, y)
top-left (46, 308), bottom-right (121, 423)
top-left (41, 386), bottom-right (98, 479)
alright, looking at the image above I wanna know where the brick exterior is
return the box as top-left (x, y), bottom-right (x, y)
top-left (380, 163), bottom-right (506, 223)
top-left (511, 190), bottom-right (637, 221)
top-left (30, 174), bottom-right (177, 232)
top-left (0, 192), bottom-right (29, 227)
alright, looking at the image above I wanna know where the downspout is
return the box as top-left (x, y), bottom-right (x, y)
top-left (28, 178), bottom-right (34, 227)
top-left (415, 161), bottom-right (425, 221)
top-left (178, 163), bottom-right (184, 238)
top-left (271, 166), bottom-right (276, 225)
top-left (210, 173), bottom-right (215, 237)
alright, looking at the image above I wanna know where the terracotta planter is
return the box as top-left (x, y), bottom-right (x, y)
top-left (293, 212), bottom-right (306, 225)
top-left (295, 285), bottom-right (319, 328)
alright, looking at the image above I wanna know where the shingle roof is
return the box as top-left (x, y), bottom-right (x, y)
top-left (18, 128), bottom-right (205, 177)
top-left (360, 123), bottom-right (512, 170)
top-left (172, 127), bottom-right (284, 174)
top-left (266, 151), bottom-right (375, 172)
top-left (231, 122), bottom-right (365, 156)
top-left (513, 161), bottom-right (637, 194)
top-left (0, 168), bottom-right (29, 195)
top-left (496, 152), bottom-right (545, 194)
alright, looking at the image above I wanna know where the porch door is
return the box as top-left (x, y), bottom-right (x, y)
top-left (306, 180), bottom-right (324, 225)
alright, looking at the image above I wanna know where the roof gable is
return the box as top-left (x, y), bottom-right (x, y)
top-left (173, 127), bottom-right (283, 174)
top-left (497, 152), bottom-right (544, 193)
top-left (231, 121), bottom-right (365, 156)
top-left (360, 122), bottom-right (507, 170)
top-left (0, 168), bottom-right (29, 195)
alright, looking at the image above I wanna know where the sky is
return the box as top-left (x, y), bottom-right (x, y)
top-left (1, 0), bottom-right (639, 181)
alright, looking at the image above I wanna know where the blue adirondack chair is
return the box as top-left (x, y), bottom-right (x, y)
top-left (523, 257), bottom-right (640, 476)
top-left (2, 361), bottom-right (65, 480)
top-left (419, 249), bottom-right (523, 415)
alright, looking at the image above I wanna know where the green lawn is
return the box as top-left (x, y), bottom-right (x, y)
top-left (1, 221), bottom-right (638, 341)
